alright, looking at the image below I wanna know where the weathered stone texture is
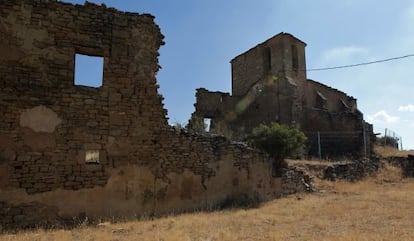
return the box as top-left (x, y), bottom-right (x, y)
top-left (193, 33), bottom-right (374, 158)
top-left (0, 0), bottom-right (165, 194)
top-left (0, 1), bottom-right (309, 230)
top-left (323, 158), bottom-right (380, 182)
top-left (385, 155), bottom-right (414, 178)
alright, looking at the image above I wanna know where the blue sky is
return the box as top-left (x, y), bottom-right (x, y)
top-left (66, 0), bottom-right (414, 150)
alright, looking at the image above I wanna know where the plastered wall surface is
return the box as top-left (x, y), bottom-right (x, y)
top-left (0, 0), bottom-right (308, 229)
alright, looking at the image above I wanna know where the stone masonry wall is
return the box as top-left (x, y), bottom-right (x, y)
top-left (0, 1), bottom-right (308, 230)
top-left (304, 79), bottom-right (357, 114)
top-left (1, 127), bottom-right (311, 229)
top-left (194, 32), bottom-right (373, 159)
top-left (0, 0), bottom-right (166, 194)
top-left (230, 33), bottom-right (306, 97)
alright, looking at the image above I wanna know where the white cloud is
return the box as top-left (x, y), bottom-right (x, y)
top-left (367, 110), bottom-right (399, 123)
top-left (321, 46), bottom-right (369, 63)
top-left (398, 104), bottom-right (414, 112)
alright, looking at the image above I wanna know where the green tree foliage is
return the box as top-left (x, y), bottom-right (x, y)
top-left (246, 122), bottom-right (307, 161)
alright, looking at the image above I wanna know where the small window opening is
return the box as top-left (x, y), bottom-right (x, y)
top-left (85, 150), bottom-right (100, 164)
top-left (316, 91), bottom-right (328, 110)
top-left (263, 47), bottom-right (272, 71)
top-left (74, 54), bottom-right (104, 88)
top-left (340, 99), bottom-right (350, 111)
top-left (204, 118), bottom-right (212, 132)
top-left (291, 45), bottom-right (299, 73)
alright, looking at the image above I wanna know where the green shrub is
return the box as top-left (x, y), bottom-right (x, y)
top-left (246, 122), bottom-right (307, 161)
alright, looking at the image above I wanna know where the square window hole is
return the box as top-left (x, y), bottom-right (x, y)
top-left (85, 150), bottom-right (100, 164)
top-left (74, 54), bottom-right (104, 88)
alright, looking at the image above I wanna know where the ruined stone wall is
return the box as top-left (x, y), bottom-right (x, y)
top-left (385, 155), bottom-right (414, 178)
top-left (0, 0), bottom-right (166, 194)
top-left (305, 79), bottom-right (357, 113)
top-left (279, 34), bottom-right (307, 83)
top-left (302, 110), bottom-right (365, 158)
top-left (193, 31), bottom-right (372, 158)
top-left (1, 125), bottom-right (312, 230)
top-left (195, 74), bottom-right (300, 139)
top-left (231, 44), bottom-right (270, 97)
top-left (193, 88), bottom-right (234, 119)
top-left (300, 80), bottom-right (367, 158)
top-left (0, 1), bottom-right (307, 230)
top-left (230, 33), bottom-right (306, 97)
top-left (223, 79), bottom-right (297, 136)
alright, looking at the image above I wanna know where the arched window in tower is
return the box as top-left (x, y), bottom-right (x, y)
top-left (263, 47), bottom-right (272, 71)
top-left (291, 45), bottom-right (299, 73)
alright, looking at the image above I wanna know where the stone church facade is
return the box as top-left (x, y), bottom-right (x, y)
top-left (192, 33), bottom-right (374, 158)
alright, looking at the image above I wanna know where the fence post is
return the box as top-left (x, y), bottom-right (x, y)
top-left (384, 128), bottom-right (387, 146)
top-left (317, 131), bottom-right (321, 160)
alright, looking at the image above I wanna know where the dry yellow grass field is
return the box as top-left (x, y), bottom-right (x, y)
top-left (375, 145), bottom-right (414, 157)
top-left (2, 148), bottom-right (414, 241)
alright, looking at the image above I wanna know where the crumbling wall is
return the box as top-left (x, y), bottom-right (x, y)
top-left (1, 127), bottom-right (311, 229)
top-left (194, 73), bottom-right (300, 139)
top-left (0, 0), bottom-right (166, 193)
top-left (323, 158), bottom-right (380, 181)
top-left (300, 79), bottom-right (366, 158)
top-left (385, 155), bottom-right (414, 177)
top-left (193, 88), bottom-right (232, 119)
top-left (194, 32), bottom-right (373, 159)
top-left (0, 0), bottom-right (307, 230)
top-left (305, 79), bottom-right (357, 113)
top-left (230, 33), bottom-right (306, 97)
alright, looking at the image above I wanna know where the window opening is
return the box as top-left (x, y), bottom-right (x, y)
top-left (85, 150), bottom-right (100, 164)
top-left (74, 54), bottom-right (104, 88)
top-left (204, 118), bottom-right (212, 132)
top-left (316, 91), bottom-right (328, 110)
top-left (263, 47), bottom-right (272, 71)
top-left (291, 45), bottom-right (299, 72)
top-left (340, 99), bottom-right (350, 111)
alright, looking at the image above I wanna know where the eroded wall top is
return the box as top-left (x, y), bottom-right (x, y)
top-left (0, 0), bottom-right (164, 89)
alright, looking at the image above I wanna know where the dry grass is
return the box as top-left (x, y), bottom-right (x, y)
top-left (375, 145), bottom-right (414, 158)
top-left (2, 164), bottom-right (414, 241)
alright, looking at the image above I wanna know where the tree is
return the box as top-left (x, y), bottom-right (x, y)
top-left (246, 122), bottom-right (307, 176)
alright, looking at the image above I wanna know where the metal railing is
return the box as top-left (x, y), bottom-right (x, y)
top-left (305, 130), bottom-right (367, 159)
